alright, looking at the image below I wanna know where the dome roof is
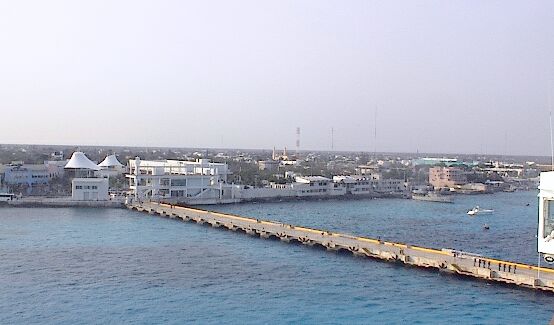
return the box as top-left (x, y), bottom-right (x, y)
top-left (64, 152), bottom-right (100, 170)
top-left (98, 154), bottom-right (123, 168)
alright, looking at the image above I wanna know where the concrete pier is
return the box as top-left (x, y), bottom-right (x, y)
top-left (129, 202), bottom-right (554, 293)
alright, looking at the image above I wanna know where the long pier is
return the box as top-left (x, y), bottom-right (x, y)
top-left (129, 201), bottom-right (554, 293)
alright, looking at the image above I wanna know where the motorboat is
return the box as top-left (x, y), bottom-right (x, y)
top-left (467, 206), bottom-right (494, 216)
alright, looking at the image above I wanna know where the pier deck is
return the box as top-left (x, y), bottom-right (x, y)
top-left (129, 202), bottom-right (554, 293)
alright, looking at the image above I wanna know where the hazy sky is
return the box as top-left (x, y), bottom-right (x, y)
top-left (1, 1), bottom-right (553, 155)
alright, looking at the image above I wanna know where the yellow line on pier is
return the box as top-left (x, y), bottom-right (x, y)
top-left (153, 202), bottom-right (554, 274)
top-left (410, 246), bottom-right (450, 256)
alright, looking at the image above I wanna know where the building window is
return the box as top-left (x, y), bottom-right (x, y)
top-left (171, 179), bottom-right (187, 186)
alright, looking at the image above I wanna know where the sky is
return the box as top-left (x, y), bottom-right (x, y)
top-left (0, 1), bottom-right (553, 156)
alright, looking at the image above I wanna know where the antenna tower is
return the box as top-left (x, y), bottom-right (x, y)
top-left (374, 108), bottom-right (378, 158)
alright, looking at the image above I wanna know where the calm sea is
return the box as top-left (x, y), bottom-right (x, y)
top-left (1, 191), bottom-right (553, 324)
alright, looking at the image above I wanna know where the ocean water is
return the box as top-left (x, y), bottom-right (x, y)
top-left (0, 191), bottom-right (552, 324)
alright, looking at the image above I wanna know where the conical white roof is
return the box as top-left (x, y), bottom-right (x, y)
top-left (64, 152), bottom-right (100, 170)
top-left (98, 154), bottom-right (123, 168)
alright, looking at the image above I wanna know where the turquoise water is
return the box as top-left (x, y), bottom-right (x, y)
top-left (1, 191), bottom-right (553, 324)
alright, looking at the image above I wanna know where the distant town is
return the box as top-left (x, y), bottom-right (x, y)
top-left (0, 143), bottom-right (550, 206)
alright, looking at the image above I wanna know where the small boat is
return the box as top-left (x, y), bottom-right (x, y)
top-left (467, 206), bottom-right (494, 216)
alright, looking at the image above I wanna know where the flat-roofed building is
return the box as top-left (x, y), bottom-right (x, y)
top-left (127, 158), bottom-right (237, 203)
top-left (333, 174), bottom-right (406, 195)
top-left (293, 176), bottom-right (346, 196)
top-left (333, 175), bottom-right (374, 195)
top-left (2, 162), bottom-right (60, 194)
top-left (429, 167), bottom-right (467, 188)
top-left (3, 164), bottom-right (52, 186)
top-left (72, 178), bottom-right (109, 201)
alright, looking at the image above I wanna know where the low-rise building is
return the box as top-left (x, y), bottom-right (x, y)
top-left (333, 175), bottom-right (375, 195)
top-left (429, 167), bottom-right (467, 188)
top-left (72, 178), bottom-right (109, 201)
top-left (2, 162), bottom-right (61, 194)
top-left (3, 163), bottom-right (53, 186)
top-left (65, 151), bottom-right (106, 201)
top-left (374, 178), bottom-right (405, 194)
top-left (333, 174), bottom-right (406, 195)
top-left (127, 158), bottom-right (237, 203)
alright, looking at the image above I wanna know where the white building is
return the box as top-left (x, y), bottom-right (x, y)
top-left (65, 152), bottom-right (101, 174)
top-left (72, 178), bottom-right (109, 201)
top-left (97, 154), bottom-right (125, 177)
top-left (65, 151), bottom-right (109, 201)
top-left (127, 158), bottom-right (238, 203)
top-left (334, 174), bottom-right (406, 196)
top-left (375, 178), bottom-right (406, 194)
top-left (292, 176), bottom-right (346, 197)
top-left (239, 176), bottom-right (345, 200)
top-left (333, 175), bottom-right (375, 195)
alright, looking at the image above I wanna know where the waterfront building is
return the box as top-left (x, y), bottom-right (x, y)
top-left (127, 158), bottom-right (238, 203)
top-left (484, 180), bottom-right (506, 192)
top-left (429, 167), bottom-right (467, 188)
top-left (2, 162), bottom-right (58, 194)
top-left (71, 178), bottom-right (109, 201)
top-left (124, 156), bottom-right (406, 204)
top-left (65, 151), bottom-right (108, 201)
top-left (334, 174), bottom-right (406, 196)
top-left (333, 175), bottom-right (375, 195)
top-left (0, 159), bottom-right (68, 195)
top-left (480, 163), bottom-right (524, 178)
top-left (292, 176), bottom-right (346, 196)
top-left (239, 175), bottom-right (344, 200)
top-left (3, 163), bottom-right (53, 185)
top-left (374, 178), bottom-right (406, 194)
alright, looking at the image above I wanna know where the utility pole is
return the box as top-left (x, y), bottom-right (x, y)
top-left (374, 108), bottom-right (377, 159)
